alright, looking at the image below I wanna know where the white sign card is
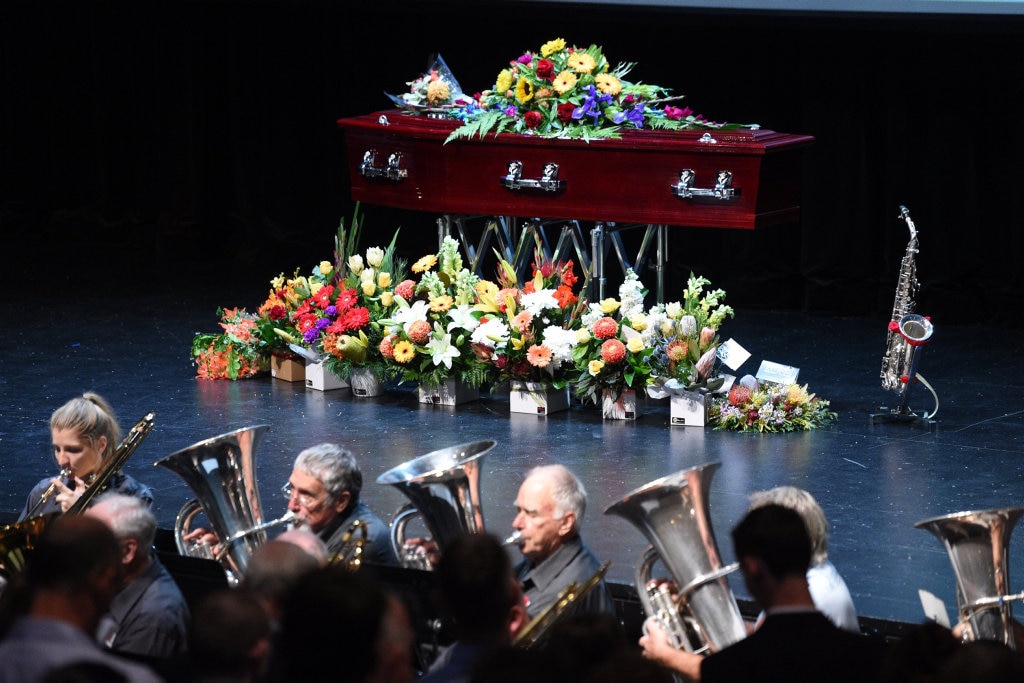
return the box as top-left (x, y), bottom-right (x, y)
top-left (717, 338), bottom-right (751, 371)
top-left (755, 360), bottom-right (800, 385)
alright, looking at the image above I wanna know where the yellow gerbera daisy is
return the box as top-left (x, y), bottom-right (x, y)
top-left (429, 295), bottom-right (454, 313)
top-left (567, 52), bottom-right (596, 74)
top-left (412, 254), bottom-right (438, 273)
top-left (495, 69), bottom-right (513, 94)
top-left (476, 280), bottom-right (499, 298)
top-left (552, 70), bottom-right (578, 95)
top-left (540, 38), bottom-right (566, 58)
top-left (595, 73), bottom-right (622, 96)
top-left (392, 340), bottom-right (416, 364)
top-left (515, 78), bottom-right (535, 104)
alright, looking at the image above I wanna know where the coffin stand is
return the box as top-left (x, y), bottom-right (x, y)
top-left (337, 110), bottom-right (813, 300)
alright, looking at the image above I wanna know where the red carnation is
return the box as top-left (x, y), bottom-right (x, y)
top-left (600, 339), bottom-right (627, 364)
top-left (268, 305), bottom-right (287, 321)
top-left (524, 111), bottom-right (543, 130)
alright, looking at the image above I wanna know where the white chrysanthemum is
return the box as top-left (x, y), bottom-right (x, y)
top-left (540, 326), bottom-right (578, 365)
top-left (581, 304), bottom-right (606, 327)
top-left (470, 317), bottom-right (510, 349)
top-left (521, 289), bottom-right (560, 316)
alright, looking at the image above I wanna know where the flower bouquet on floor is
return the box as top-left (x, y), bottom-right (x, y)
top-left (645, 273), bottom-right (735, 425)
top-left (571, 270), bottom-right (656, 418)
top-left (286, 212), bottom-right (406, 392)
top-left (191, 307), bottom-right (270, 380)
top-left (446, 37), bottom-right (753, 142)
top-left (255, 263), bottom-right (336, 380)
top-left (710, 376), bottom-right (837, 432)
top-left (377, 236), bottom-right (491, 402)
top-left (472, 249), bottom-right (586, 413)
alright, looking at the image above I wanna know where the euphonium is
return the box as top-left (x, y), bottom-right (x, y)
top-left (377, 440), bottom-right (495, 569)
top-left (915, 507), bottom-right (1024, 649)
top-left (155, 425), bottom-right (294, 582)
top-left (605, 462), bottom-right (747, 654)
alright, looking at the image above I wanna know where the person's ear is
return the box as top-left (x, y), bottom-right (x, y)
top-left (331, 490), bottom-right (351, 514)
top-left (121, 538), bottom-right (138, 565)
top-left (556, 510), bottom-right (576, 537)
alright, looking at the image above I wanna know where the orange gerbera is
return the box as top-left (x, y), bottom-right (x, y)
top-left (594, 73), bottom-right (622, 96)
top-left (429, 295), bottom-right (454, 313)
top-left (392, 340), bottom-right (416, 364)
top-left (527, 344), bottom-right (553, 368)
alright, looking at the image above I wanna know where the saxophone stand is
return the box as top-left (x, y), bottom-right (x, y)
top-left (870, 372), bottom-right (940, 430)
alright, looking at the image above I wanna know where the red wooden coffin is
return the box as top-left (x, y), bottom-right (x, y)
top-left (337, 109), bottom-right (814, 230)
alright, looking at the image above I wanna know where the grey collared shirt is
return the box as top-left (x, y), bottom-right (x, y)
top-left (514, 534), bottom-right (615, 618)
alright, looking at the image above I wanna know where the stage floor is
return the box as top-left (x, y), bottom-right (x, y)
top-left (2, 286), bottom-right (1022, 628)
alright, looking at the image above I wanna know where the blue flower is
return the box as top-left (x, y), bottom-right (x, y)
top-left (572, 85), bottom-right (612, 124)
top-left (613, 104), bottom-right (646, 129)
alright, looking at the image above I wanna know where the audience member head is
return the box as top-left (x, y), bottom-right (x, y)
top-left (25, 515), bottom-right (123, 631)
top-left (274, 527), bottom-right (329, 566)
top-left (544, 612), bottom-right (630, 679)
top-left (749, 486), bottom-right (830, 566)
top-left (49, 392), bottom-right (120, 479)
top-left (435, 533), bottom-right (518, 643)
top-left (277, 566), bottom-right (413, 683)
top-left (285, 443), bottom-right (362, 534)
top-left (243, 539), bottom-right (320, 623)
top-left (880, 620), bottom-right (961, 683)
top-left (513, 464), bottom-right (587, 564)
top-left (86, 492), bottom-right (157, 573)
top-left (733, 503), bottom-right (812, 581)
top-left (936, 639), bottom-right (1024, 682)
top-left (189, 587), bottom-right (271, 682)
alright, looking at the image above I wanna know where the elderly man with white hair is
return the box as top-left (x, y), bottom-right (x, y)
top-left (509, 463), bottom-right (615, 618)
top-left (85, 491), bottom-right (190, 661)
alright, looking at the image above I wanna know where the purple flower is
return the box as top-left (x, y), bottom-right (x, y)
top-left (572, 85), bottom-right (612, 124)
top-left (613, 104), bottom-right (646, 129)
top-left (517, 53), bottom-right (533, 64)
top-left (316, 318), bottom-right (331, 331)
top-left (325, 305), bottom-right (337, 317)
top-left (503, 105), bottom-right (518, 117)
top-left (303, 328), bottom-right (320, 344)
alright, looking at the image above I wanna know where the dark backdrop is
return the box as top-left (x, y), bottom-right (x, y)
top-left (3, 1), bottom-right (1021, 325)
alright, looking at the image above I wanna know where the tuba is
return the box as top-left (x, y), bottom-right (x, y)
top-left (155, 425), bottom-right (294, 582)
top-left (915, 507), bottom-right (1024, 649)
top-left (377, 440), bottom-right (494, 569)
top-left (605, 462), bottom-right (747, 654)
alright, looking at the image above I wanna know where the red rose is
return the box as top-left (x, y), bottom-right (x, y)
top-left (536, 59), bottom-right (555, 80)
top-left (557, 102), bottom-right (576, 123)
top-left (524, 111), bottom-right (543, 129)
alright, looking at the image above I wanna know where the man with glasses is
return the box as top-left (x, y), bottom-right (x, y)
top-left (281, 443), bottom-right (397, 566)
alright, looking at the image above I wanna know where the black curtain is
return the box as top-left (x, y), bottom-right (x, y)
top-left (3, 1), bottom-right (1022, 325)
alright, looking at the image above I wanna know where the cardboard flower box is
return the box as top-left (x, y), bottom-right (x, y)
top-left (510, 381), bottom-right (570, 416)
top-left (270, 355), bottom-right (305, 383)
top-left (418, 380), bottom-right (478, 406)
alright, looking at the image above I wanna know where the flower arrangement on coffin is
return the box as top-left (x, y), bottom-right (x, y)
top-left (377, 236), bottom-right (491, 389)
top-left (710, 377), bottom-right (837, 432)
top-left (472, 249), bottom-right (586, 390)
top-left (446, 38), bottom-right (752, 142)
top-left (571, 270), bottom-right (656, 405)
top-left (191, 307), bottom-right (270, 380)
top-left (646, 273), bottom-right (735, 398)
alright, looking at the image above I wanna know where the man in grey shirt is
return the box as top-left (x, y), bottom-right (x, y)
top-left (509, 463), bottom-right (615, 619)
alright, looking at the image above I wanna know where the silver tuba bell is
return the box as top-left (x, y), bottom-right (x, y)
top-left (376, 440), bottom-right (495, 569)
top-left (155, 425), bottom-right (294, 582)
top-left (915, 507), bottom-right (1024, 649)
top-left (605, 462), bottom-right (747, 654)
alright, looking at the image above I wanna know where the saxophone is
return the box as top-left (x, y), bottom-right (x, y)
top-left (878, 207), bottom-right (935, 418)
